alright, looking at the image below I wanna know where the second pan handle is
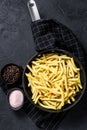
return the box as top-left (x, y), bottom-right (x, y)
top-left (27, 0), bottom-right (41, 22)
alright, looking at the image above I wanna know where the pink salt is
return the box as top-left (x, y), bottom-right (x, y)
top-left (9, 90), bottom-right (23, 108)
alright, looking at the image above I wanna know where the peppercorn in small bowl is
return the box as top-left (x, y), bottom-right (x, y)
top-left (0, 63), bottom-right (23, 91)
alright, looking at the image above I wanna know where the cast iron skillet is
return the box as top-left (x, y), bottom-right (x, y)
top-left (23, 49), bottom-right (86, 113)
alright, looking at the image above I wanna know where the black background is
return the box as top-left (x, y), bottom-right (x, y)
top-left (0, 0), bottom-right (87, 130)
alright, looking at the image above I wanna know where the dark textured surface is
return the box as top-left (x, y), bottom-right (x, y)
top-left (0, 0), bottom-right (87, 130)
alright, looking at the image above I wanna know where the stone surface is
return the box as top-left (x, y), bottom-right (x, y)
top-left (0, 0), bottom-right (87, 130)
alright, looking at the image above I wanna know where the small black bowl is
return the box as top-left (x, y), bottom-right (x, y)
top-left (7, 88), bottom-right (24, 111)
top-left (0, 63), bottom-right (23, 92)
top-left (23, 49), bottom-right (86, 113)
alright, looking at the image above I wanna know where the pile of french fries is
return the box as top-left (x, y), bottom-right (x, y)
top-left (25, 53), bottom-right (82, 110)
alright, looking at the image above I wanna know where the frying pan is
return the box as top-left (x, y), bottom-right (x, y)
top-left (23, 0), bottom-right (86, 113)
top-left (23, 49), bottom-right (86, 113)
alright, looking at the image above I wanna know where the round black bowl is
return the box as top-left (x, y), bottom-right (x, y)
top-left (23, 49), bottom-right (86, 113)
top-left (0, 63), bottom-right (22, 86)
top-left (7, 88), bottom-right (24, 111)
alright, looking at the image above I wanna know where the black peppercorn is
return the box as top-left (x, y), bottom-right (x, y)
top-left (0, 64), bottom-right (22, 86)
